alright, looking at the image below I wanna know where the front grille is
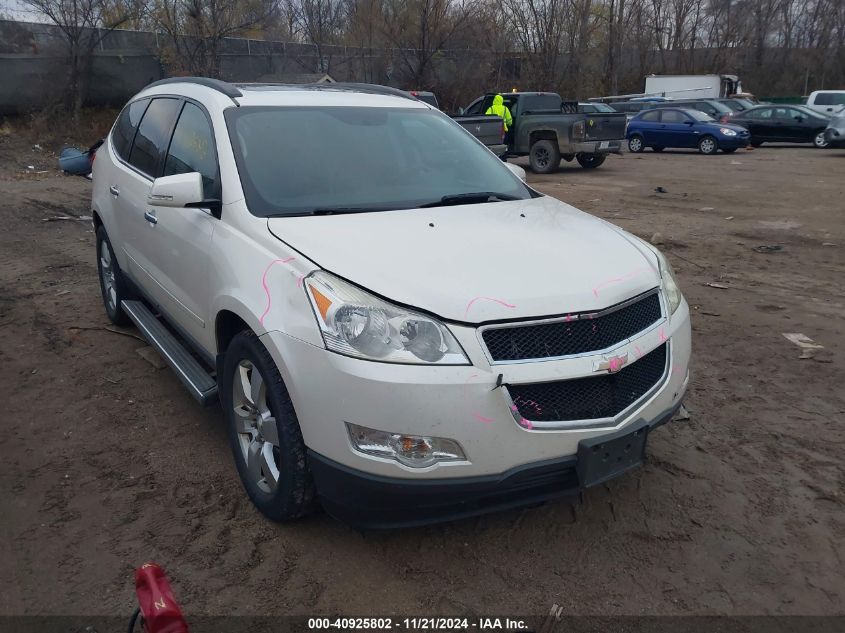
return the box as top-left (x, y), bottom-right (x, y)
top-left (507, 343), bottom-right (668, 423)
top-left (482, 291), bottom-right (662, 362)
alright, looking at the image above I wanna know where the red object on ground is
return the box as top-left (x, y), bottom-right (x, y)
top-left (134, 563), bottom-right (189, 633)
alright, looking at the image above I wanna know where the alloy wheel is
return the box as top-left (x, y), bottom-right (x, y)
top-left (232, 359), bottom-right (281, 494)
top-left (99, 240), bottom-right (117, 312)
top-left (700, 137), bottom-right (716, 154)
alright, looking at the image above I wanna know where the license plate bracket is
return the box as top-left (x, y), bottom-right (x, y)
top-left (576, 420), bottom-right (649, 488)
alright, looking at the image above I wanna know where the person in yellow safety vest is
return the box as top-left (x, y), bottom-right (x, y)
top-left (485, 94), bottom-right (513, 132)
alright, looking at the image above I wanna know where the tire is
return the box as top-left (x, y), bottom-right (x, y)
top-left (95, 225), bottom-right (131, 326)
top-left (813, 130), bottom-right (829, 148)
top-left (628, 135), bottom-right (644, 153)
top-left (652, 146), bottom-right (664, 152)
top-left (698, 135), bottom-right (718, 155)
top-left (528, 139), bottom-right (560, 174)
top-left (751, 140), bottom-right (763, 148)
top-left (220, 330), bottom-right (315, 522)
top-left (576, 153), bottom-right (606, 169)
top-left (722, 147), bottom-right (737, 153)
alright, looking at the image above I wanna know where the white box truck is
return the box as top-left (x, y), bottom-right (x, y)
top-left (644, 75), bottom-right (743, 99)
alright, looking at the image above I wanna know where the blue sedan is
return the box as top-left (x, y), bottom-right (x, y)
top-left (626, 107), bottom-right (750, 154)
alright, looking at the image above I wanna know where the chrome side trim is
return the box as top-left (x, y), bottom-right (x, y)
top-left (504, 341), bottom-right (671, 431)
top-left (477, 288), bottom-right (665, 365)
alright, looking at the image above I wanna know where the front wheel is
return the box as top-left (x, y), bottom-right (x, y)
top-left (813, 131), bottom-right (829, 148)
top-left (528, 139), bottom-right (561, 174)
top-left (576, 153), bottom-right (606, 169)
top-left (628, 135), bottom-right (644, 153)
top-left (698, 135), bottom-right (718, 155)
top-left (221, 331), bottom-right (315, 522)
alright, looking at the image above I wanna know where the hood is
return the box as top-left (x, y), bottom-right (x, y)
top-left (267, 197), bottom-right (661, 323)
top-left (707, 121), bottom-right (747, 133)
top-left (492, 94), bottom-right (504, 107)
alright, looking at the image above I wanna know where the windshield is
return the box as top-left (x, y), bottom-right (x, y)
top-left (688, 110), bottom-right (715, 122)
top-left (226, 106), bottom-right (531, 216)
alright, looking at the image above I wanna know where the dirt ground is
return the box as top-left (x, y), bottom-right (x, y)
top-left (1, 127), bottom-right (843, 620)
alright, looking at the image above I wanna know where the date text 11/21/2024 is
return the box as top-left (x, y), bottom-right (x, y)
top-left (307, 617), bottom-right (530, 630)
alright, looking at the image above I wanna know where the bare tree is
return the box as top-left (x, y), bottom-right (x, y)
top-left (21, 0), bottom-right (140, 116)
top-left (287, 0), bottom-right (347, 72)
top-left (153, 0), bottom-right (278, 77)
top-left (380, 0), bottom-right (476, 88)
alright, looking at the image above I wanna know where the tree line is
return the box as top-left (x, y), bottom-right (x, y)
top-left (19, 0), bottom-right (845, 115)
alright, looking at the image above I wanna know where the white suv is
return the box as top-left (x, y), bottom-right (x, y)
top-left (92, 78), bottom-right (691, 528)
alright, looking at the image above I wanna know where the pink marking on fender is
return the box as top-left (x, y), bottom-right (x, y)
top-left (472, 413), bottom-right (495, 424)
top-left (259, 257), bottom-right (296, 326)
top-left (659, 328), bottom-right (667, 343)
top-left (464, 296), bottom-right (516, 319)
top-left (592, 267), bottom-right (651, 298)
top-left (634, 345), bottom-right (643, 359)
top-left (609, 357), bottom-right (622, 372)
top-left (296, 273), bottom-right (306, 289)
top-left (519, 419), bottom-right (534, 430)
top-left (564, 314), bottom-right (573, 322)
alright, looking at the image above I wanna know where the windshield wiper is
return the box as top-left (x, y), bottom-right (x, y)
top-left (418, 192), bottom-right (521, 208)
top-left (309, 207), bottom-right (386, 216)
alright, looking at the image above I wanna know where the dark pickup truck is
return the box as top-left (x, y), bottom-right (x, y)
top-left (451, 115), bottom-right (508, 157)
top-left (459, 92), bottom-right (627, 173)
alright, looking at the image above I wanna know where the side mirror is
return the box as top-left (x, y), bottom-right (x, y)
top-left (148, 172), bottom-right (206, 209)
top-left (457, 107), bottom-right (465, 116)
top-left (504, 162), bottom-right (526, 181)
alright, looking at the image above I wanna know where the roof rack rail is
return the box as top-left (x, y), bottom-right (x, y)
top-left (327, 83), bottom-right (417, 101)
top-left (144, 77), bottom-right (243, 99)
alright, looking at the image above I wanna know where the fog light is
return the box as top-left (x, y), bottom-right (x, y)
top-left (346, 423), bottom-right (466, 468)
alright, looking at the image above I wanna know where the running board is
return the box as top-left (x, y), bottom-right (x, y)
top-left (121, 300), bottom-right (218, 406)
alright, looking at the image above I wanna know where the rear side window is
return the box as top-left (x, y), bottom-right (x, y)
top-left (129, 98), bottom-right (182, 177)
top-left (111, 99), bottom-right (149, 160)
top-left (639, 110), bottom-right (660, 122)
top-left (814, 93), bottom-right (845, 106)
top-left (164, 102), bottom-right (219, 199)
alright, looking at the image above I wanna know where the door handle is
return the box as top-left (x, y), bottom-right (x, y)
top-left (144, 210), bottom-right (158, 225)
top-left (109, 185), bottom-right (120, 197)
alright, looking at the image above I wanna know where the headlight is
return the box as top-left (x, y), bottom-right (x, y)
top-left (720, 128), bottom-right (737, 136)
top-left (656, 252), bottom-right (682, 313)
top-left (305, 271), bottom-right (468, 364)
top-left (347, 423), bottom-right (466, 468)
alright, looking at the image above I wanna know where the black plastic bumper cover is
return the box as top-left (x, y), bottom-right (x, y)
top-left (309, 400), bottom-right (684, 529)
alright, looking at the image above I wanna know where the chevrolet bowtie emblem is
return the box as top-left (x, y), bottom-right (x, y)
top-left (593, 352), bottom-right (628, 373)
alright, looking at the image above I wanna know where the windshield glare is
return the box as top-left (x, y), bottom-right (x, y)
top-left (226, 106), bottom-right (531, 216)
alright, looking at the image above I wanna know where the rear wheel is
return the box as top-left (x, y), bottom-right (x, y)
top-left (628, 135), bottom-right (644, 153)
top-left (698, 135), bottom-right (718, 155)
top-left (576, 153), bottom-right (606, 169)
top-left (528, 139), bottom-right (560, 174)
top-left (652, 146), bottom-right (664, 152)
top-left (95, 225), bottom-right (131, 326)
top-left (221, 330), bottom-right (315, 522)
top-left (813, 131), bottom-right (829, 148)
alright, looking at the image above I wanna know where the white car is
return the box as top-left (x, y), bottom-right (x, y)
top-left (805, 90), bottom-right (845, 116)
top-left (91, 78), bottom-right (692, 528)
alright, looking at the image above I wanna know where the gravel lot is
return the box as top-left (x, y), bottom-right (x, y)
top-left (1, 136), bottom-right (843, 619)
